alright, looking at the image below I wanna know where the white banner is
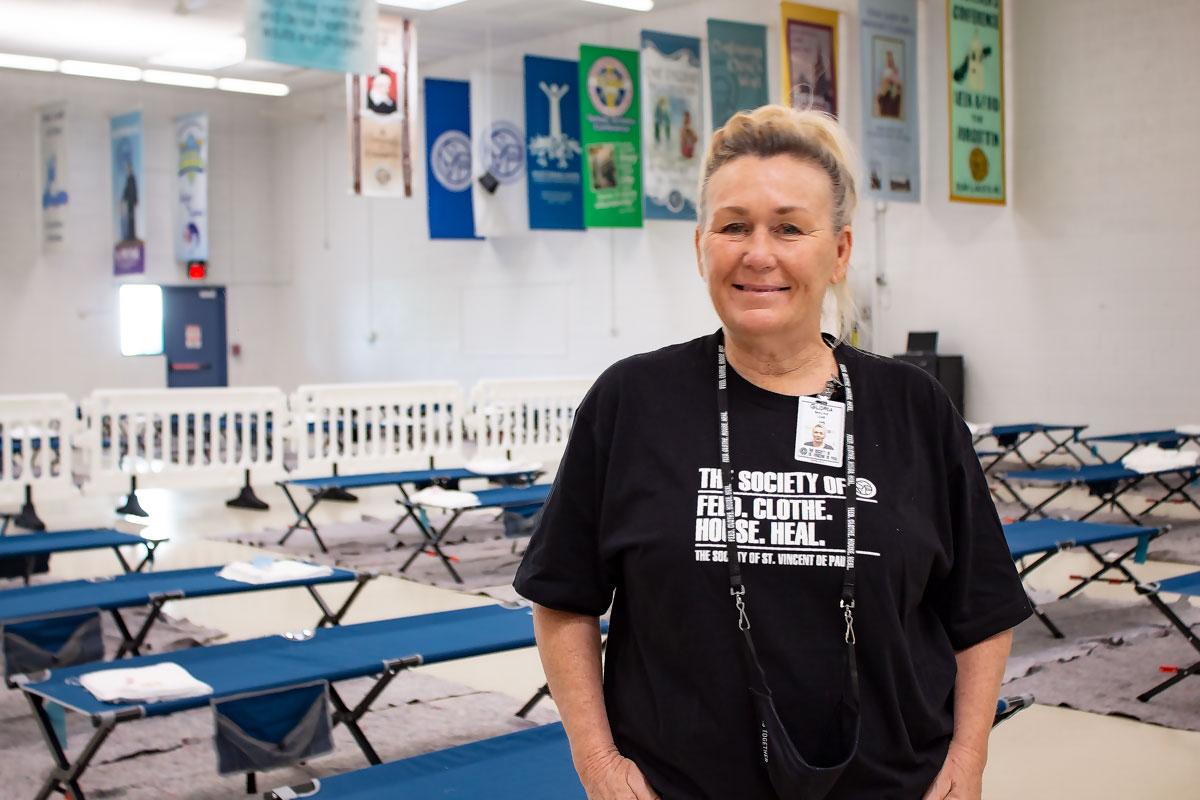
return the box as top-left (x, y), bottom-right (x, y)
top-left (175, 113), bottom-right (209, 262)
top-left (38, 103), bottom-right (68, 252)
top-left (470, 71), bottom-right (528, 236)
top-left (349, 17), bottom-right (418, 197)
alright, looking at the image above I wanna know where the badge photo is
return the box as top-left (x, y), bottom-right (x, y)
top-left (794, 396), bottom-right (845, 468)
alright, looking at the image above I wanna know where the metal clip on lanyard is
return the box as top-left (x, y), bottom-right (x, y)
top-left (716, 334), bottom-right (859, 642)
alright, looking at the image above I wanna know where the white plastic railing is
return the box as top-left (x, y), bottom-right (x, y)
top-left (469, 377), bottom-right (593, 462)
top-left (0, 394), bottom-right (78, 505)
top-left (80, 387), bottom-right (288, 493)
top-left (288, 381), bottom-right (465, 477)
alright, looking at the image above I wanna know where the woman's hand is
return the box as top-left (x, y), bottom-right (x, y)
top-left (921, 742), bottom-right (986, 800)
top-left (577, 747), bottom-right (660, 800)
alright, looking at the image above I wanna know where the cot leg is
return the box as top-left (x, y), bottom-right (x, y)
top-left (113, 598), bottom-right (167, 658)
top-left (132, 540), bottom-right (159, 572)
top-left (1058, 542), bottom-right (1143, 601)
top-left (27, 692), bottom-right (114, 800)
top-left (388, 484), bottom-right (416, 534)
top-left (1143, 473), bottom-right (1200, 517)
top-left (278, 485), bottom-right (327, 553)
top-left (516, 683), bottom-right (552, 718)
top-left (246, 772), bottom-right (257, 795)
top-left (399, 511), bottom-right (463, 583)
top-left (1079, 484), bottom-right (1141, 525)
top-left (15, 485), bottom-right (47, 531)
top-left (227, 469), bottom-right (270, 511)
top-left (116, 476), bottom-right (149, 518)
top-left (327, 663), bottom-right (411, 766)
top-left (1136, 589), bottom-right (1200, 701)
top-left (1007, 432), bottom-right (1039, 470)
top-left (309, 575), bottom-right (372, 628)
top-left (1013, 485), bottom-right (1071, 522)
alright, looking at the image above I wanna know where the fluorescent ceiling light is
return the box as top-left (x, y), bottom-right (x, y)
top-left (148, 37), bottom-right (246, 70)
top-left (60, 60), bottom-right (142, 81)
top-left (378, 0), bottom-right (468, 9)
top-left (143, 69), bottom-right (218, 89)
top-left (0, 52), bottom-right (58, 72)
top-left (580, 0), bottom-right (654, 9)
top-left (217, 77), bottom-right (289, 96)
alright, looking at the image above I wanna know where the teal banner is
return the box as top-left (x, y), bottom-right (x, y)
top-left (245, 0), bottom-right (377, 74)
top-left (707, 19), bottom-right (768, 130)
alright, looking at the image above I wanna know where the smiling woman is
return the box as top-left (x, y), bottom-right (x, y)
top-left (515, 103), bottom-right (1029, 800)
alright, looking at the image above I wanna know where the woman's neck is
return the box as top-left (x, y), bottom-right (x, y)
top-left (723, 329), bottom-right (836, 397)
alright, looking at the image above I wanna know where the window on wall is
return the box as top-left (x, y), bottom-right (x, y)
top-left (119, 284), bottom-right (163, 356)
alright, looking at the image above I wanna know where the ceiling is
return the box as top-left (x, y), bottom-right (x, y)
top-left (0, 0), bottom-right (695, 89)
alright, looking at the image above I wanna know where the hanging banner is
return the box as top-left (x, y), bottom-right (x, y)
top-left (111, 111), bottom-right (145, 276)
top-left (860, 0), bottom-right (920, 202)
top-left (947, 0), bottom-right (1005, 203)
top-left (781, 3), bottom-right (839, 115)
top-left (579, 45), bottom-right (642, 228)
top-left (38, 103), bottom-right (69, 253)
top-left (524, 55), bottom-right (584, 231)
top-left (349, 17), bottom-right (417, 197)
top-left (707, 19), bottom-right (768, 130)
top-left (175, 113), bottom-right (209, 263)
top-left (471, 72), bottom-right (528, 236)
top-left (245, 0), bottom-right (376, 74)
top-left (640, 31), bottom-right (702, 221)
top-left (424, 78), bottom-right (479, 240)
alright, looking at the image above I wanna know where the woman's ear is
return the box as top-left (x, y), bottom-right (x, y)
top-left (832, 224), bottom-right (853, 283)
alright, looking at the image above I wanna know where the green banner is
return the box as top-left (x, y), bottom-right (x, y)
top-left (947, 0), bottom-right (1005, 203)
top-left (579, 45), bottom-right (642, 227)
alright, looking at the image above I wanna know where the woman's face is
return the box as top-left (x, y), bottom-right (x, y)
top-left (696, 154), bottom-right (851, 343)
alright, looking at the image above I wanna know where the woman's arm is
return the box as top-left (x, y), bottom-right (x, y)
top-left (922, 628), bottom-right (1014, 800)
top-left (531, 604), bottom-right (658, 800)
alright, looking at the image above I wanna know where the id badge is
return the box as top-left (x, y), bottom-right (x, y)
top-left (795, 396), bottom-right (845, 468)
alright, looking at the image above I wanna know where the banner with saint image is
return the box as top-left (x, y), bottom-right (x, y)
top-left (349, 17), bottom-right (417, 197)
top-left (111, 111), bottom-right (145, 275)
top-left (947, 0), bottom-right (1005, 203)
top-left (175, 113), bottom-right (209, 262)
top-left (780, 2), bottom-right (839, 115)
top-left (859, 0), bottom-right (920, 202)
top-left (640, 30), bottom-right (702, 221)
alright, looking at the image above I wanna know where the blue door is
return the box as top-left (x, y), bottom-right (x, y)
top-left (163, 286), bottom-right (227, 388)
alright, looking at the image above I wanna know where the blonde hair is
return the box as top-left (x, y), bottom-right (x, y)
top-left (698, 105), bottom-right (860, 340)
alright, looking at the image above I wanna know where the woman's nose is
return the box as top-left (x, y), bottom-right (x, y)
top-left (742, 228), bottom-right (776, 271)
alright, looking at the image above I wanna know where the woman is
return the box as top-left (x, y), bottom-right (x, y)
top-left (514, 105), bottom-right (1030, 800)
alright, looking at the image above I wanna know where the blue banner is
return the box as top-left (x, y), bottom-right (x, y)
top-left (860, 0), bottom-right (920, 202)
top-left (245, 0), bottom-right (376, 74)
top-left (424, 78), bottom-right (479, 240)
top-left (524, 56), bottom-right (584, 230)
top-left (111, 111), bottom-right (145, 276)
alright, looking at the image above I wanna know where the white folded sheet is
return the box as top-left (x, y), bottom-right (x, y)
top-left (1121, 446), bottom-right (1200, 474)
top-left (217, 557), bottom-right (334, 585)
top-left (1175, 424), bottom-right (1200, 435)
top-left (80, 662), bottom-right (213, 704)
top-left (966, 422), bottom-right (993, 437)
top-left (465, 457), bottom-right (543, 476)
top-left (410, 485), bottom-right (481, 509)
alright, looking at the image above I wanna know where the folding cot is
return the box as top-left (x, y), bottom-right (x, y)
top-left (261, 697), bottom-right (1038, 800)
top-left (399, 483), bottom-right (553, 583)
top-left (974, 423), bottom-right (1089, 474)
top-left (18, 604), bottom-right (541, 800)
top-left (1005, 520), bottom-right (1168, 638)
top-left (264, 723), bottom-right (584, 800)
top-left (0, 528), bottom-right (161, 584)
top-left (1081, 428), bottom-right (1200, 463)
top-left (276, 466), bottom-right (542, 553)
top-left (1134, 571), bottom-right (1200, 702)
top-left (997, 462), bottom-right (1200, 525)
top-left (0, 565), bottom-right (371, 674)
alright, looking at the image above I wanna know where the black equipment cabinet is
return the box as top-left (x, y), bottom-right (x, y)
top-left (893, 353), bottom-right (965, 417)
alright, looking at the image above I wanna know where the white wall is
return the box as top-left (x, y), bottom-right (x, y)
top-left (2, 0), bottom-right (1198, 434)
top-left (0, 70), bottom-right (287, 396)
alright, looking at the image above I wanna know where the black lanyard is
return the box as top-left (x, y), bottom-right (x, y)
top-left (716, 333), bottom-right (859, 644)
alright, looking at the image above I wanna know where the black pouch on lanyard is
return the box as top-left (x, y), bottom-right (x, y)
top-left (717, 336), bottom-right (861, 799)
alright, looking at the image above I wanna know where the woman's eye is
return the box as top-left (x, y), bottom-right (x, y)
top-left (719, 222), bottom-right (748, 234)
top-left (777, 223), bottom-right (805, 236)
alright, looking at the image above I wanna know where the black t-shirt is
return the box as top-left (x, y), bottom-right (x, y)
top-left (514, 333), bottom-right (1031, 800)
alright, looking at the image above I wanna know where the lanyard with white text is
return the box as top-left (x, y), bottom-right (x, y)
top-left (716, 332), bottom-right (859, 644)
